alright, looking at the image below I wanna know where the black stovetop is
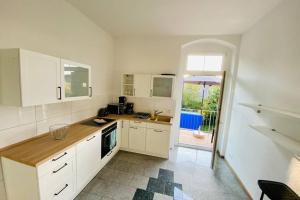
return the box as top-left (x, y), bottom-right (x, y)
top-left (80, 117), bottom-right (115, 127)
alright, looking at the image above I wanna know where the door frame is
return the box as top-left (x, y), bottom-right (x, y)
top-left (211, 71), bottom-right (226, 169)
top-left (176, 71), bottom-right (226, 168)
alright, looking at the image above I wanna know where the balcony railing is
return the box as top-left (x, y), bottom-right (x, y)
top-left (180, 108), bottom-right (218, 133)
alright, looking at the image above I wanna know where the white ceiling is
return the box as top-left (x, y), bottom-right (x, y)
top-left (67, 0), bottom-right (281, 36)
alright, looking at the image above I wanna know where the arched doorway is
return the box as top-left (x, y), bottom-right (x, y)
top-left (172, 38), bottom-right (238, 168)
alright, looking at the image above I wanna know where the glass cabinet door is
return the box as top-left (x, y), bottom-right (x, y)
top-left (62, 60), bottom-right (91, 99)
top-left (152, 76), bottom-right (174, 98)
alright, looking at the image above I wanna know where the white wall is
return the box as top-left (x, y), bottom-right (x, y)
top-left (226, 0), bottom-right (300, 198)
top-left (114, 35), bottom-right (240, 149)
top-left (0, 1), bottom-right (114, 199)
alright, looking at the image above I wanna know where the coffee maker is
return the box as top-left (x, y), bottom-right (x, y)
top-left (119, 96), bottom-right (127, 105)
top-left (125, 103), bottom-right (134, 114)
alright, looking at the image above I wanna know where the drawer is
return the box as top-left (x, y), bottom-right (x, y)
top-left (130, 120), bottom-right (147, 127)
top-left (39, 158), bottom-right (74, 187)
top-left (40, 176), bottom-right (75, 200)
top-left (37, 147), bottom-right (75, 178)
top-left (147, 123), bottom-right (171, 131)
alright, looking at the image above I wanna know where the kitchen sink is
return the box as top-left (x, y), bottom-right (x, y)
top-left (150, 115), bottom-right (172, 123)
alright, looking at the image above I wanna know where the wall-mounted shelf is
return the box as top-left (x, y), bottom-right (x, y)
top-left (250, 125), bottom-right (300, 161)
top-left (239, 103), bottom-right (300, 120)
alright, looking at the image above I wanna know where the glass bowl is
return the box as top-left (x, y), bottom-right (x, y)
top-left (49, 124), bottom-right (69, 140)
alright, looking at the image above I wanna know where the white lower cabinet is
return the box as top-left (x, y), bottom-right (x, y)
top-left (129, 126), bottom-right (146, 151)
top-left (124, 121), bottom-right (171, 158)
top-left (1, 147), bottom-right (77, 200)
top-left (146, 129), bottom-right (170, 158)
top-left (38, 147), bottom-right (76, 200)
top-left (76, 132), bottom-right (101, 192)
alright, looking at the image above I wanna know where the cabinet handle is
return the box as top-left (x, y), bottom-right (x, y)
top-left (133, 88), bottom-right (136, 96)
top-left (52, 152), bottom-right (67, 162)
top-left (134, 121), bottom-right (141, 123)
top-left (89, 87), bottom-right (93, 97)
top-left (130, 127), bottom-right (138, 129)
top-left (57, 87), bottom-right (62, 100)
top-left (154, 129), bottom-right (163, 132)
top-left (121, 121), bottom-right (124, 128)
top-left (53, 163), bottom-right (68, 173)
top-left (150, 89), bottom-right (153, 97)
top-left (54, 184), bottom-right (68, 196)
top-left (86, 135), bottom-right (96, 141)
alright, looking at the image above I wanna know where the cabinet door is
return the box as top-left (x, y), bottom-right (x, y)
top-left (76, 132), bottom-right (101, 191)
top-left (151, 75), bottom-right (174, 98)
top-left (129, 126), bottom-right (146, 151)
top-left (121, 120), bottom-right (129, 148)
top-left (20, 49), bottom-right (61, 106)
top-left (134, 74), bottom-right (151, 97)
top-left (61, 59), bottom-right (91, 101)
top-left (146, 129), bottom-right (170, 157)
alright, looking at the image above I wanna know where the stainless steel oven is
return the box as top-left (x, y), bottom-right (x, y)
top-left (101, 122), bottom-right (117, 159)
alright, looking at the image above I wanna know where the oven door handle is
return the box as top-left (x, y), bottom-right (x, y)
top-left (107, 151), bottom-right (113, 157)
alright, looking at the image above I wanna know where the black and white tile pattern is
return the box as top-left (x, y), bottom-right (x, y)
top-left (133, 168), bottom-right (186, 200)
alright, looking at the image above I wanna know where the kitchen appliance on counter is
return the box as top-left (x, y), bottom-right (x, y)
top-left (107, 103), bottom-right (126, 115)
top-left (125, 102), bottom-right (134, 114)
top-left (107, 96), bottom-right (134, 115)
top-left (119, 96), bottom-right (127, 105)
top-left (101, 122), bottom-right (117, 158)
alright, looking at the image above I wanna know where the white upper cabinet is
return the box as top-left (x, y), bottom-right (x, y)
top-left (121, 74), bottom-right (175, 99)
top-left (0, 49), bottom-right (61, 107)
top-left (134, 74), bottom-right (152, 98)
top-left (151, 75), bottom-right (175, 98)
top-left (61, 59), bottom-right (92, 101)
top-left (0, 49), bottom-right (92, 107)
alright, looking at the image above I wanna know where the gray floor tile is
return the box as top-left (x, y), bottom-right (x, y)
top-left (133, 189), bottom-right (154, 200)
top-left (75, 192), bottom-right (102, 200)
top-left (77, 147), bottom-right (250, 200)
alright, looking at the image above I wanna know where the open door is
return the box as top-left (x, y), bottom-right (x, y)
top-left (211, 71), bottom-right (226, 169)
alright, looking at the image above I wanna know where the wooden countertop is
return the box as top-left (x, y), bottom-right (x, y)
top-left (0, 120), bottom-right (115, 167)
top-left (0, 114), bottom-right (172, 167)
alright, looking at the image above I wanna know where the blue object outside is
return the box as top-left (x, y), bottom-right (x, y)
top-left (180, 111), bottom-right (203, 130)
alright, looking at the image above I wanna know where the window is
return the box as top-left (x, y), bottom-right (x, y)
top-left (187, 55), bottom-right (223, 71)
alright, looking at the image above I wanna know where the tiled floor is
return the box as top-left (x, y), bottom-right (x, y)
top-left (75, 147), bottom-right (249, 200)
top-left (179, 129), bottom-right (213, 150)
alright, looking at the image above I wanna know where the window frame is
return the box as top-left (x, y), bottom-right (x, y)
top-left (185, 53), bottom-right (225, 72)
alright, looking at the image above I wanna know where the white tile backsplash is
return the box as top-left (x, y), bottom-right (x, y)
top-left (125, 97), bottom-right (176, 116)
top-left (0, 94), bottom-right (112, 149)
top-left (0, 105), bottom-right (36, 131)
top-left (35, 102), bottom-right (71, 121)
top-left (0, 123), bottom-right (36, 148)
top-left (36, 115), bottom-right (72, 135)
top-left (71, 109), bottom-right (95, 123)
top-left (71, 99), bottom-right (93, 113)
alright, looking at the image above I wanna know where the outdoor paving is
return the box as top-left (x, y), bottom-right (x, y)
top-left (179, 129), bottom-right (213, 150)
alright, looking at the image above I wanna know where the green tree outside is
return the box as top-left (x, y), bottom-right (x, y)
top-left (182, 83), bottom-right (220, 132)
